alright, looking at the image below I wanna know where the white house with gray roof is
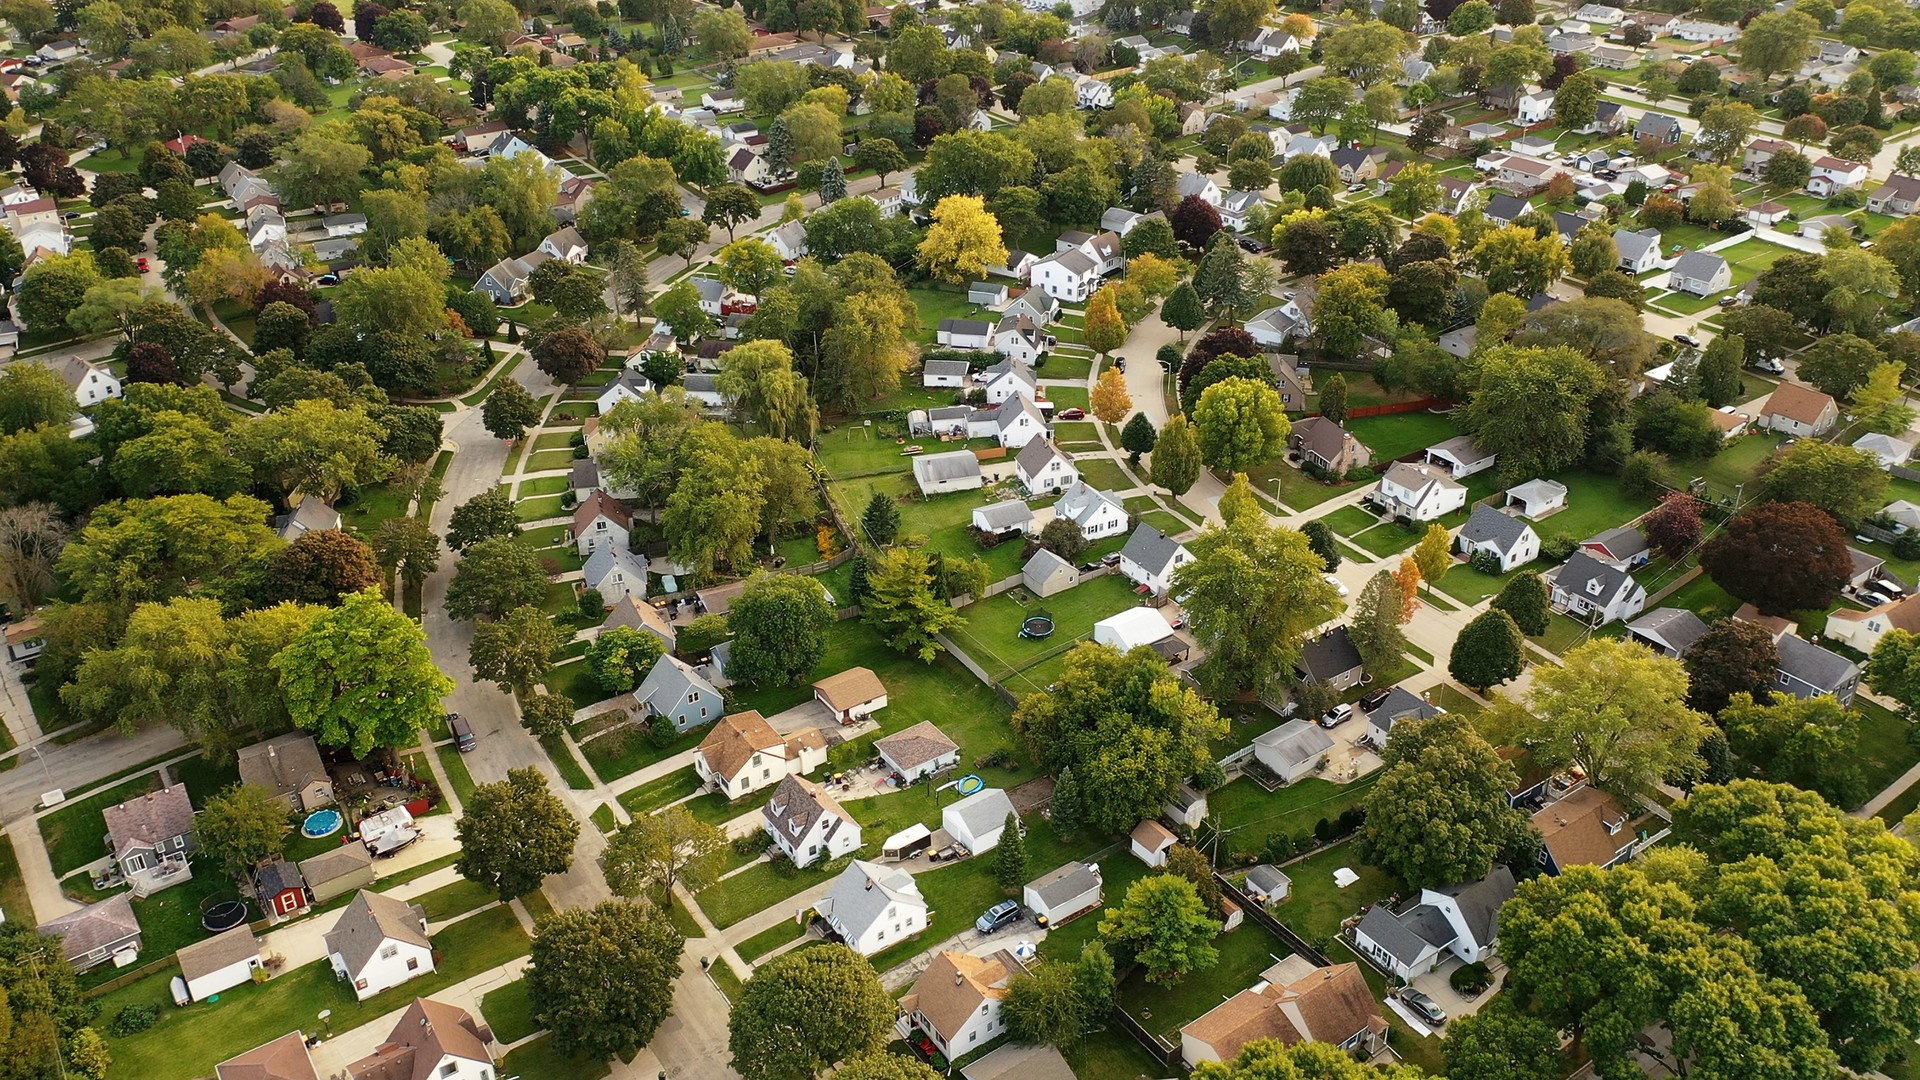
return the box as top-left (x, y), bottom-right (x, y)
top-left (972, 500), bottom-right (1033, 536)
top-left (763, 775), bottom-right (862, 867)
top-left (325, 890), bottom-right (432, 1000)
top-left (583, 544), bottom-right (649, 605)
top-left (943, 787), bottom-right (1018, 855)
top-left (1373, 462), bottom-right (1467, 522)
top-left (1253, 719), bottom-right (1334, 783)
top-left (981, 358), bottom-right (1039, 405)
top-left (1016, 439), bottom-right (1078, 496)
top-left (1023, 547), bottom-right (1081, 597)
top-left (1773, 633), bottom-right (1861, 705)
top-left (1030, 247), bottom-right (1102, 301)
top-left (816, 859), bottom-right (926, 955)
top-left (1669, 250), bottom-right (1732, 296)
top-left (1052, 479), bottom-right (1128, 538)
top-left (991, 396), bottom-right (1048, 450)
top-left (1024, 862), bottom-right (1102, 926)
top-left (1363, 687), bottom-right (1443, 749)
top-left (634, 654), bottom-right (724, 734)
top-left (1456, 505), bottom-right (1540, 572)
top-left (1425, 436), bottom-right (1499, 479)
top-left (1118, 523), bottom-right (1191, 595)
top-left (924, 359), bottom-right (972, 388)
top-left (1614, 227), bottom-right (1664, 273)
top-left (1626, 607), bottom-right (1709, 658)
top-left (937, 318), bottom-right (995, 350)
top-left (1545, 551), bottom-right (1647, 624)
top-left (1351, 867), bottom-right (1517, 980)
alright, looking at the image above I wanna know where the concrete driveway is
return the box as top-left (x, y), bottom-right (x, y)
top-left (1407, 956), bottom-right (1505, 1024)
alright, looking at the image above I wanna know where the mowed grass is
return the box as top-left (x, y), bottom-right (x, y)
top-left (1207, 773), bottom-right (1381, 863)
top-left (42, 773), bottom-right (164, 877)
top-left (1119, 918), bottom-right (1297, 1042)
top-left (828, 473), bottom-right (1034, 582)
top-left (1344, 410), bottom-right (1463, 462)
top-left (945, 574), bottom-right (1145, 683)
top-left (1270, 842), bottom-right (1401, 941)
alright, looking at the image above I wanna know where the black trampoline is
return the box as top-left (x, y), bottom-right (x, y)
top-left (1019, 613), bottom-right (1055, 639)
top-left (201, 900), bottom-right (247, 933)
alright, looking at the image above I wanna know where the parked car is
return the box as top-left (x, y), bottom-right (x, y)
top-left (1357, 688), bottom-right (1392, 713)
top-left (1318, 703), bottom-right (1353, 729)
top-left (315, 273), bottom-right (340, 286)
top-left (1750, 357), bottom-right (1784, 374)
top-left (135, 257), bottom-right (149, 272)
top-left (1399, 988), bottom-right (1447, 1026)
top-left (1101, 552), bottom-right (1121, 566)
top-left (1717, 295), bottom-right (1738, 306)
top-left (1324, 573), bottom-right (1349, 597)
top-left (1057, 407), bottom-right (1087, 420)
top-left (1346, 182), bottom-right (1366, 192)
top-left (976, 900), bottom-right (1021, 933)
top-left (447, 712), bottom-right (476, 752)
top-left (1673, 333), bottom-right (1700, 347)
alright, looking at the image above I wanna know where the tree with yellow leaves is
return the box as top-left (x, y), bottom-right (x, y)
top-left (915, 195), bottom-right (1007, 285)
top-left (1412, 523), bottom-right (1451, 592)
top-left (1392, 557), bottom-right (1421, 622)
top-left (1126, 252), bottom-right (1184, 298)
top-left (1091, 367), bottom-right (1131, 424)
top-left (1084, 288), bottom-right (1128, 359)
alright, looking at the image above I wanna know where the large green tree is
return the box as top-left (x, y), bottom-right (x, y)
top-left (273, 589), bottom-right (453, 755)
top-left (456, 767), bottom-right (580, 901)
top-left (862, 548), bottom-right (965, 661)
top-left (196, 782), bottom-right (293, 878)
top-left (1173, 515), bottom-right (1344, 697)
top-left (1359, 713), bottom-right (1529, 889)
top-left (446, 536), bottom-right (551, 621)
top-left (603, 804), bottom-right (727, 896)
top-left (727, 573), bottom-right (835, 687)
top-left (469, 605), bottom-right (564, 695)
top-left (1096, 874), bottom-right (1219, 985)
top-left (527, 900), bottom-right (684, 1061)
top-left (729, 945), bottom-right (899, 1080)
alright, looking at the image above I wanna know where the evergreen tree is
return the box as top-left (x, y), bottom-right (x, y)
top-left (1150, 413), bottom-right (1202, 496)
top-left (847, 553), bottom-right (870, 601)
top-left (1120, 413), bottom-right (1158, 466)
top-left (1491, 570), bottom-right (1550, 636)
top-left (1303, 520), bottom-right (1341, 571)
top-left (862, 490), bottom-right (900, 546)
top-left (1050, 765), bottom-right (1081, 838)
top-left (1192, 233), bottom-right (1251, 317)
top-left (767, 117), bottom-right (796, 174)
top-left (993, 811), bottom-right (1027, 891)
top-left (819, 157), bottom-right (847, 203)
top-left (1318, 373), bottom-right (1349, 424)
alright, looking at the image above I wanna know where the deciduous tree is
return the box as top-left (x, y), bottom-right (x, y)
top-left (604, 804), bottom-right (726, 896)
top-left (1490, 570), bottom-right (1549, 636)
top-left (528, 900), bottom-right (684, 1061)
top-left (730, 945), bottom-right (898, 1080)
top-left (470, 605), bottom-right (563, 695)
top-left (1173, 512), bottom-right (1343, 697)
top-left (197, 782), bottom-right (293, 878)
top-left (1096, 874), bottom-right (1219, 985)
top-left (863, 547), bottom-right (965, 661)
top-left (273, 588), bottom-right (454, 755)
top-left (727, 573), bottom-right (835, 686)
top-left (482, 379), bottom-right (542, 442)
top-left (1192, 376), bottom-right (1289, 474)
top-left (1702, 501), bottom-right (1852, 616)
top-left (270, 528), bottom-right (380, 605)
top-left (457, 767), bottom-right (580, 900)
top-left (446, 487), bottom-right (519, 551)
top-left (1360, 713), bottom-right (1528, 889)
top-left (1151, 413), bottom-right (1202, 495)
top-left (1451, 610), bottom-right (1526, 691)
top-left (916, 195), bottom-right (1007, 284)
top-left (446, 536), bottom-right (551, 621)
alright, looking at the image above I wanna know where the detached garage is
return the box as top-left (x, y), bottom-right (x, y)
top-left (177, 926), bottom-right (262, 1002)
top-left (1024, 862), bottom-right (1102, 926)
top-left (1093, 608), bottom-right (1177, 654)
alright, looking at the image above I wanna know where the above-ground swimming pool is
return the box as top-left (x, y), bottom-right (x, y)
top-left (301, 809), bottom-right (343, 838)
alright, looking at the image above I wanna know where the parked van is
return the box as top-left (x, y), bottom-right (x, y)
top-left (449, 713), bottom-right (476, 752)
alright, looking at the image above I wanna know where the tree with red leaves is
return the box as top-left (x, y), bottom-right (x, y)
top-left (1178, 326), bottom-right (1260, 392)
top-left (1643, 492), bottom-right (1704, 559)
top-left (125, 341), bottom-right (183, 385)
top-left (308, 0), bottom-right (346, 32)
top-left (1170, 194), bottom-right (1222, 250)
top-left (1701, 501), bottom-right (1852, 616)
top-left (255, 278), bottom-right (317, 318)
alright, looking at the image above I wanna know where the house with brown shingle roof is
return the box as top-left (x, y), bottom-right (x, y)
top-left (874, 721), bottom-right (959, 782)
top-left (599, 593), bottom-right (675, 652)
top-left (1826, 592), bottom-right (1920, 654)
top-left (693, 711), bottom-right (828, 798)
top-left (900, 950), bottom-right (1024, 1059)
top-left (345, 998), bottom-right (495, 1080)
top-left (217, 1031), bottom-right (321, 1080)
top-left (37, 893), bottom-right (141, 971)
top-left (238, 733), bottom-right (333, 812)
top-left (1758, 381), bottom-right (1838, 438)
top-left (103, 785), bottom-right (196, 896)
top-left (1530, 786), bottom-right (1641, 874)
top-left (1289, 416), bottom-right (1370, 475)
top-left (572, 490), bottom-right (633, 557)
top-left (812, 667), bottom-right (888, 724)
top-left (1179, 962), bottom-right (1387, 1068)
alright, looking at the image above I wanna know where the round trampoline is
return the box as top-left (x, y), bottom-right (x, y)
top-left (201, 900), bottom-right (247, 933)
top-left (1019, 613), bottom-right (1055, 639)
top-left (301, 808), bottom-right (343, 839)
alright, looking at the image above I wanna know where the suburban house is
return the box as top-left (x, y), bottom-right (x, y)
top-left (924, 359), bottom-right (971, 388)
top-left (1870, 174), bottom-right (1920, 216)
top-left (595, 369), bottom-right (653, 414)
top-left (1024, 862), bottom-right (1102, 926)
top-left (1544, 552), bottom-right (1647, 624)
top-left (1372, 461), bottom-right (1468, 521)
top-left (816, 860), bottom-right (927, 956)
top-left (899, 950), bottom-right (1022, 1061)
top-left (1482, 193), bottom-right (1530, 227)
top-left (1218, 190), bottom-right (1266, 231)
top-left (1635, 113), bottom-right (1683, 145)
top-left (1289, 417), bottom-right (1369, 475)
top-left (473, 252), bottom-right (544, 305)
top-left (581, 544), bottom-right (649, 605)
top-left (1351, 867), bottom-right (1517, 980)
top-left (1330, 146), bottom-right (1390, 184)
top-left (1854, 432), bottom-right (1916, 471)
top-left (635, 654), bottom-right (725, 735)
top-left (254, 859), bottom-right (310, 920)
top-left (762, 774), bottom-right (862, 867)
top-left (937, 318), bottom-right (993, 350)
top-left (1180, 962), bottom-right (1386, 1069)
top-left (104, 785), bottom-right (197, 897)
top-left (538, 225), bottom-right (589, 263)
top-left (943, 787), bottom-right (1018, 855)
top-left (1363, 686), bottom-right (1443, 748)
top-left (989, 396), bottom-right (1048, 451)
top-left (217, 1032), bottom-right (320, 1080)
top-left (1029, 247), bottom-right (1102, 301)
top-left (1016, 439), bottom-right (1079, 496)
top-left (1627, 607), bottom-right (1710, 658)
top-left (1516, 90), bottom-right (1555, 124)
top-left (1176, 171), bottom-right (1223, 207)
top-left (971, 500), bottom-right (1032, 537)
top-left (1809, 156), bottom-right (1870, 196)
top-left (1118, 524), bottom-right (1192, 596)
top-left (4, 617), bottom-right (44, 664)
top-left (1746, 200), bottom-right (1791, 227)
top-left (1581, 526), bottom-right (1650, 568)
top-left (299, 844), bottom-right (376, 905)
top-left (912, 450), bottom-right (985, 495)
top-left (177, 926), bottom-right (262, 1002)
top-left (1023, 548), bottom-right (1081, 597)
top-left (325, 890), bottom-right (433, 1000)
top-left (1668, 250), bottom-right (1731, 296)
top-left (1425, 436), bottom-right (1499, 479)
top-left (1774, 633), bottom-right (1861, 705)
top-left (981, 358), bottom-right (1039, 405)
top-left (874, 721), bottom-right (960, 782)
top-left (1826, 594), bottom-right (1920, 655)
top-left (693, 710), bottom-right (827, 798)
top-left (1456, 504), bottom-right (1541, 572)
top-left (37, 894), bottom-right (142, 972)
top-left (237, 733), bottom-right (333, 812)
top-left (600, 594), bottom-right (676, 652)
top-left (1758, 382), bottom-right (1839, 437)
top-left (813, 666), bottom-right (888, 723)
top-left (992, 313), bottom-right (1050, 364)
top-left (768, 221), bottom-right (808, 262)
top-left (345, 998), bottom-right (497, 1080)
top-left (1532, 786), bottom-right (1642, 874)
top-left (38, 356), bottom-right (122, 408)
top-left (1298, 626), bottom-right (1365, 691)
top-left (1254, 719), bottom-right (1335, 783)
top-left (1130, 819), bottom-right (1178, 867)
top-left (969, 281), bottom-right (1010, 306)
top-left (1052, 479), bottom-right (1129, 539)
top-left (572, 490), bottom-right (632, 557)
top-left (1614, 227), bottom-right (1664, 273)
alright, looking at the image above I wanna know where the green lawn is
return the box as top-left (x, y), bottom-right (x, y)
top-left (0, 833), bottom-right (31, 927)
top-left (436, 745), bottom-right (477, 807)
top-left (525, 448), bottom-right (577, 473)
top-left (1436, 560), bottom-right (1519, 605)
top-left (1270, 842), bottom-right (1401, 943)
top-left (1659, 570), bottom-right (1745, 622)
top-left (828, 474), bottom-right (1034, 583)
top-left (516, 494), bottom-right (567, 522)
top-left (1344, 410), bottom-right (1462, 463)
top-left (1118, 918), bottom-right (1297, 1042)
top-left (541, 732), bottom-right (595, 790)
top-left (1694, 431), bottom-right (1786, 499)
top-left (616, 769), bottom-right (703, 817)
top-left (1247, 456), bottom-right (1363, 511)
top-left (98, 906), bottom-right (530, 1080)
top-left (416, 877), bottom-right (498, 921)
top-left (481, 978), bottom-right (540, 1043)
top-left (1076, 457), bottom-right (1135, 491)
top-left (91, 868), bottom-right (258, 989)
top-left (737, 918), bottom-right (808, 962)
top-left (1348, 520), bottom-right (1423, 557)
top-left (1046, 385), bottom-right (1090, 412)
top-left (1320, 505), bottom-right (1382, 537)
top-left (1851, 699), bottom-right (1920, 812)
top-left (695, 858), bottom-right (837, 929)
top-left (497, 1034), bottom-right (612, 1080)
top-left (1521, 471), bottom-right (1657, 545)
top-left (906, 286), bottom-right (994, 345)
top-left (42, 773), bottom-right (164, 878)
top-left (815, 425), bottom-right (936, 479)
top-left (1207, 774), bottom-right (1380, 863)
top-left (170, 755), bottom-right (242, 808)
top-left (943, 574), bottom-right (1146, 685)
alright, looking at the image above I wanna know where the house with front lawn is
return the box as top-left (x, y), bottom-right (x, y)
top-left (991, 396), bottom-right (1049, 450)
top-left (582, 544), bottom-right (648, 605)
top-left (1668, 251), bottom-right (1731, 296)
top-left (1826, 593), bottom-right (1920, 655)
top-left (1253, 719), bottom-right (1334, 783)
top-left (1289, 417), bottom-right (1369, 475)
top-left (1297, 626), bottom-right (1365, 691)
top-left (1053, 479), bottom-right (1129, 539)
top-left (325, 890), bottom-right (433, 1000)
top-left (1456, 504), bottom-right (1541, 572)
top-left (1809, 156), bottom-right (1869, 196)
top-left (1626, 607), bottom-right (1709, 658)
top-left (762, 774), bottom-right (862, 867)
top-left (1615, 227), bottom-right (1663, 273)
top-left (982, 358), bottom-right (1039, 405)
top-left (1016, 439), bottom-right (1078, 496)
top-left (694, 710), bottom-right (826, 797)
top-left (900, 950), bottom-right (1022, 1062)
top-left (1372, 461), bottom-right (1467, 521)
top-left (1118, 523), bottom-right (1191, 595)
top-left (1180, 962), bottom-right (1386, 1069)
top-left (346, 998), bottom-right (497, 1080)
top-left (1871, 174), bottom-right (1920, 216)
top-left (1545, 552), bottom-right (1647, 625)
top-left (572, 490), bottom-right (632, 557)
top-left (635, 654), bottom-right (724, 735)
top-left (104, 785), bottom-right (196, 897)
top-left (1758, 382), bottom-right (1839, 438)
top-left (1363, 686), bottom-right (1443, 748)
top-left (1352, 866), bottom-right (1516, 980)
top-left (816, 859), bottom-right (926, 956)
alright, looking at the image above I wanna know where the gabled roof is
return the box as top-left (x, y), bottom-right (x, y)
top-left (637, 654), bottom-right (718, 716)
top-left (914, 450), bottom-right (983, 484)
top-left (103, 785), bottom-right (194, 857)
top-left (1120, 523), bottom-right (1186, 576)
top-left (696, 709), bottom-right (783, 780)
top-left (1016, 437), bottom-right (1069, 478)
top-left (347, 998), bottom-right (494, 1080)
top-left (1614, 227), bottom-right (1661, 263)
top-left (299, 843), bottom-right (373, 889)
top-left (940, 317), bottom-right (993, 337)
top-left (1428, 434), bottom-right (1496, 467)
top-left (600, 594), bottom-right (675, 642)
top-left (814, 666), bottom-right (886, 710)
top-left (178, 925), bottom-right (260, 983)
top-left (1024, 546), bottom-right (1075, 584)
top-left (1583, 526), bottom-right (1648, 561)
top-left (1627, 607), bottom-right (1709, 655)
top-left (1834, 592), bottom-right (1920, 632)
top-left (1776, 633), bottom-right (1858, 691)
top-left (901, 950), bottom-right (1020, 1042)
top-left (1382, 460), bottom-right (1464, 498)
top-left (237, 733), bottom-right (328, 801)
top-left (1459, 504), bottom-right (1534, 553)
top-left (819, 858), bottom-right (924, 938)
top-left (1874, 175), bottom-right (1920, 202)
top-left (946, 787), bottom-right (1016, 841)
top-left (997, 395), bottom-right (1046, 433)
top-left (572, 490), bottom-right (632, 536)
top-left (763, 774), bottom-right (851, 843)
top-left (1548, 551), bottom-right (1637, 603)
top-left (1299, 626), bottom-right (1363, 681)
top-left (1354, 901), bottom-right (1454, 963)
top-left (38, 893), bottom-right (140, 964)
top-left (1365, 686), bottom-right (1441, 731)
top-left (1255, 718), bottom-right (1335, 768)
top-left (217, 1032), bottom-right (320, 1080)
top-left (1180, 963), bottom-right (1383, 1060)
top-left (253, 859), bottom-right (306, 897)
top-left (875, 721), bottom-right (959, 771)
top-left (1761, 381), bottom-right (1836, 425)
top-left (581, 544), bottom-right (648, 591)
top-left (1290, 416), bottom-right (1355, 464)
top-left (973, 500), bottom-right (1031, 531)
top-left (1671, 250), bottom-right (1728, 282)
top-left (325, 891), bottom-right (429, 977)
top-left (1433, 865), bottom-right (1517, 946)
top-left (1531, 786), bottom-right (1633, 869)
top-left (1026, 861), bottom-right (1100, 909)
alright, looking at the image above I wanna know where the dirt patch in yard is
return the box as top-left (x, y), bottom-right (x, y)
top-left (1010, 775), bottom-right (1055, 815)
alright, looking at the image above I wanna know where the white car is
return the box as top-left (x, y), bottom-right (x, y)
top-left (1324, 574), bottom-right (1349, 597)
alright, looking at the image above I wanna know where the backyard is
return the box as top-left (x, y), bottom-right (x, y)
top-left (1207, 774), bottom-right (1381, 863)
top-left (943, 574), bottom-right (1148, 685)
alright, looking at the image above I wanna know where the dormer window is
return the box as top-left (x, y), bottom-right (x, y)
top-left (1586, 578), bottom-right (1603, 596)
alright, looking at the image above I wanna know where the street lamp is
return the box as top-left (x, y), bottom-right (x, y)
top-left (28, 745), bottom-right (51, 790)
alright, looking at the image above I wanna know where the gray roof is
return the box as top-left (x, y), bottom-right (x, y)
top-left (997, 396), bottom-right (1045, 433)
top-left (1023, 546), bottom-right (1075, 583)
top-left (1614, 227), bottom-right (1661, 262)
top-left (177, 925), bottom-right (259, 982)
top-left (298, 843), bottom-right (373, 887)
top-left (940, 318), bottom-right (993, 337)
top-left (946, 787), bottom-right (1017, 840)
top-left (1016, 437), bottom-right (1066, 476)
top-left (1245, 864), bottom-right (1291, 896)
top-left (1026, 862), bottom-right (1100, 908)
top-left (974, 501), bottom-right (1031, 531)
top-left (583, 544), bottom-right (649, 590)
top-left (1354, 902), bottom-right (1455, 963)
top-left (252, 859), bottom-right (306, 897)
top-left (324, 891), bottom-right (428, 977)
top-left (1776, 633), bottom-right (1858, 693)
top-left (1552, 211), bottom-right (1589, 241)
top-left (1459, 504), bottom-right (1534, 554)
top-left (1484, 193), bottom-right (1529, 222)
top-left (1627, 607), bottom-right (1709, 655)
top-left (683, 373), bottom-right (720, 395)
top-left (236, 733), bottom-right (327, 801)
top-left (874, 721), bottom-right (959, 771)
top-left (38, 893), bottom-right (140, 964)
top-left (690, 276), bottom-right (724, 302)
top-left (104, 785), bottom-right (194, 858)
top-left (924, 359), bottom-right (971, 379)
top-left (1299, 626), bottom-right (1363, 682)
top-left (914, 450), bottom-right (982, 484)
top-left (764, 774), bottom-right (845, 844)
top-left (1550, 550), bottom-right (1636, 602)
top-left (1637, 113), bottom-right (1682, 139)
top-left (1429, 434), bottom-right (1497, 467)
top-left (569, 458), bottom-right (600, 489)
top-left (819, 859), bottom-right (922, 938)
top-left (1366, 686), bottom-right (1441, 733)
top-left (1176, 172), bottom-right (1215, 196)
top-left (1255, 718), bottom-right (1335, 768)
top-left (1671, 250), bottom-right (1728, 283)
top-left (1040, 248), bottom-right (1098, 276)
top-left (1584, 526), bottom-right (1648, 561)
top-left (637, 653), bottom-right (717, 714)
top-left (1120, 523), bottom-right (1185, 576)
top-left (322, 212), bottom-right (367, 228)
top-left (1849, 546), bottom-right (1884, 581)
top-left (1433, 865), bottom-right (1516, 946)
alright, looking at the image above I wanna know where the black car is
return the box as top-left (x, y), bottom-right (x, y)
top-left (1238, 237), bottom-right (1270, 254)
top-left (1673, 333), bottom-right (1700, 348)
top-left (1357, 688), bottom-right (1392, 713)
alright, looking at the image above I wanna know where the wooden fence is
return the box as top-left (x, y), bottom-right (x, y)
top-left (1215, 871), bottom-right (1329, 968)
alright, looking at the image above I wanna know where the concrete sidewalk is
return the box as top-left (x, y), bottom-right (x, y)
top-left (6, 816), bottom-right (75, 925)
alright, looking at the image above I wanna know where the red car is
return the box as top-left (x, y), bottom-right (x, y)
top-left (135, 257), bottom-right (149, 271)
top-left (1057, 407), bottom-right (1086, 420)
